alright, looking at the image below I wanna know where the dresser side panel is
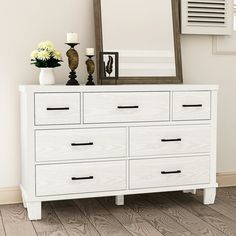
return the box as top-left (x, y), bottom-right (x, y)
top-left (20, 90), bottom-right (36, 199)
top-left (210, 90), bottom-right (218, 185)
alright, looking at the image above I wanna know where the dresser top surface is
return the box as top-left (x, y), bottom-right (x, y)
top-left (19, 84), bottom-right (219, 93)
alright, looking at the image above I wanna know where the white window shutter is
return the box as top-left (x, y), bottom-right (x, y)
top-left (181, 0), bottom-right (234, 35)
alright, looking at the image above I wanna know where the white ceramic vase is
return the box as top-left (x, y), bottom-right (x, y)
top-left (39, 68), bottom-right (55, 85)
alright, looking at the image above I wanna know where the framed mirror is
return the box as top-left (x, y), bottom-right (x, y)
top-left (94, 0), bottom-right (182, 84)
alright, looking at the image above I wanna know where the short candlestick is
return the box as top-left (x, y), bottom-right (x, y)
top-left (86, 55), bottom-right (95, 85)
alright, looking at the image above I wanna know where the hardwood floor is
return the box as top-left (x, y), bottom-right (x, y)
top-left (0, 187), bottom-right (236, 236)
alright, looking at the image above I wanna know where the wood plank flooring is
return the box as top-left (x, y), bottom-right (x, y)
top-left (0, 187), bottom-right (236, 236)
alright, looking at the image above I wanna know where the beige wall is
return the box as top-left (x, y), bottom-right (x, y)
top-left (0, 0), bottom-right (95, 188)
top-left (181, 35), bottom-right (236, 173)
top-left (0, 0), bottom-right (235, 188)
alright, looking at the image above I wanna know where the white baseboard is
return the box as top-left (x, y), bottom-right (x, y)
top-left (0, 172), bottom-right (235, 205)
top-left (217, 171), bottom-right (236, 187)
top-left (0, 187), bottom-right (22, 205)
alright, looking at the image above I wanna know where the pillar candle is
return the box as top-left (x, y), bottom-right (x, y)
top-left (86, 48), bottom-right (95, 56)
top-left (67, 33), bottom-right (78, 44)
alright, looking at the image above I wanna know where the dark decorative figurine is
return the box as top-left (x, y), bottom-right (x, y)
top-left (100, 52), bottom-right (119, 85)
top-left (66, 43), bottom-right (80, 85)
top-left (105, 56), bottom-right (113, 77)
top-left (86, 55), bottom-right (95, 85)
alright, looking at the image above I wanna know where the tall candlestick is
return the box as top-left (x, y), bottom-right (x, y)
top-left (86, 48), bottom-right (95, 56)
top-left (65, 43), bottom-right (80, 86)
top-left (67, 33), bottom-right (78, 44)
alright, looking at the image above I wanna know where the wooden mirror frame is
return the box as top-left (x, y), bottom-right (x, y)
top-left (94, 0), bottom-right (183, 85)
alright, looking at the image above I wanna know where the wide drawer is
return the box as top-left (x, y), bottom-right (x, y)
top-left (130, 156), bottom-right (210, 189)
top-left (35, 128), bottom-right (126, 162)
top-left (36, 161), bottom-right (127, 196)
top-left (83, 92), bottom-right (170, 123)
top-left (172, 91), bottom-right (211, 121)
top-left (35, 93), bottom-right (81, 125)
top-left (130, 125), bottom-right (211, 157)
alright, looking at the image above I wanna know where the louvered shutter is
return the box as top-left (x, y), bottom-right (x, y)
top-left (181, 0), bottom-right (234, 35)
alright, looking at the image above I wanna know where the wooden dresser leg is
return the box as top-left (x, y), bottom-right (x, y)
top-left (115, 195), bottom-right (124, 206)
top-left (27, 202), bottom-right (42, 220)
top-left (203, 187), bottom-right (216, 205)
top-left (183, 189), bottom-right (197, 194)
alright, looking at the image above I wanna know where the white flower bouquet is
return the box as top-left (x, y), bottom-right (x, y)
top-left (31, 41), bottom-right (62, 68)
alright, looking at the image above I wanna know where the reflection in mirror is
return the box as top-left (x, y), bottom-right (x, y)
top-left (101, 0), bottom-right (175, 77)
top-left (94, 0), bottom-right (182, 84)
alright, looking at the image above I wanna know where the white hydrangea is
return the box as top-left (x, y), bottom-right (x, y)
top-left (37, 50), bottom-right (50, 61)
top-left (30, 50), bottom-right (38, 59)
top-left (31, 41), bottom-right (62, 68)
top-left (38, 41), bottom-right (54, 51)
top-left (53, 50), bottom-right (62, 60)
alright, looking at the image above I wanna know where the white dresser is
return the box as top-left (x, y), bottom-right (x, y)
top-left (19, 85), bottom-right (218, 220)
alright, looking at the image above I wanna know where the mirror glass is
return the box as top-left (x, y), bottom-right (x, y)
top-left (100, 0), bottom-right (176, 77)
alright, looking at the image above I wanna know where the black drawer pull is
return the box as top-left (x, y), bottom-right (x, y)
top-left (71, 142), bottom-right (94, 146)
top-left (71, 176), bottom-right (94, 181)
top-left (161, 138), bottom-right (182, 142)
top-left (117, 106), bottom-right (139, 109)
top-left (182, 104), bottom-right (203, 107)
top-left (47, 107), bottom-right (70, 111)
top-left (161, 170), bottom-right (181, 175)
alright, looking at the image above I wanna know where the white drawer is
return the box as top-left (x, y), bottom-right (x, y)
top-left (36, 161), bottom-right (127, 196)
top-left (35, 128), bottom-right (126, 162)
top-left (130, 125), bottom-right (211, 157)
top-left (83, 92), bottom-right (170, 123)
top-left (130, 156), bottom-right (210, 189)
top-left (35, 93), bottom-right (81, 125)
top-left (172, 91), bottom-right (211, 121)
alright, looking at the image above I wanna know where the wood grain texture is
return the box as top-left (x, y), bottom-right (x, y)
top-left (94, 0), bottom-right (183, 84)
top-left (217, 187), bottom-right (236, 208)
top-left (36, 161), bottom-right (126, 196)
top-left (83, 92), bottom-right (170, 124)
top-left (125, 195), bottom-right (193, 236)
top-left (37, 231), bottom-right (68, 236)
top-left (32, 203), bottom-right (68, 236)
top-left (34, 93), bottom-right (81, 125)
top-left (193, 189), bottom-right (236, 222)
top-left (2, 187), bottom-right (236, 236)
top-left (51, 201), bottom-right (99, 236)
top-left (74, 198), bottom-right (131, 236)
top-left (130, 156), bottom-right (210, 189)
top-left (146, 193), bottom-right (225, 236)
top-left (165, 191), bottom-right (236, 236)
top-left (0, 212), bottom-right (6, 236)
top-left (99, 197), bottom-right (163, 236)
top-left (0, 204), bottom-right (37, 236)
top-left (130, 125), bottom-right (211, 156)
top-left (36, 128), bottom-right (126, 162)
top-left (172, 91), bottom-right (211, 121)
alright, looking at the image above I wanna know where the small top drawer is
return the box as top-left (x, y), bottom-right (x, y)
top-left (83, 92), bottom-right (170, 123)
top-left (35, 93), bottom-right (81, 125)
top-left (173, 91), bottom-right (211, 121)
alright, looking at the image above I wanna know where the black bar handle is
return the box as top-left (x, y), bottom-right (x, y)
top-left (71, 176), bottom-right (94, 181)
top-left (71, 142), bottom-right (94, 146)
top-left (161, 170), bottom-right (181, 175)
top-left (117, 106), bottom-right (139, 109)
top-left (161, 138), bottom-right (182, 142)
top-left (182, 104), bottom-right (203, 108)
top-left (47, 107), bottom-right (70, 111)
